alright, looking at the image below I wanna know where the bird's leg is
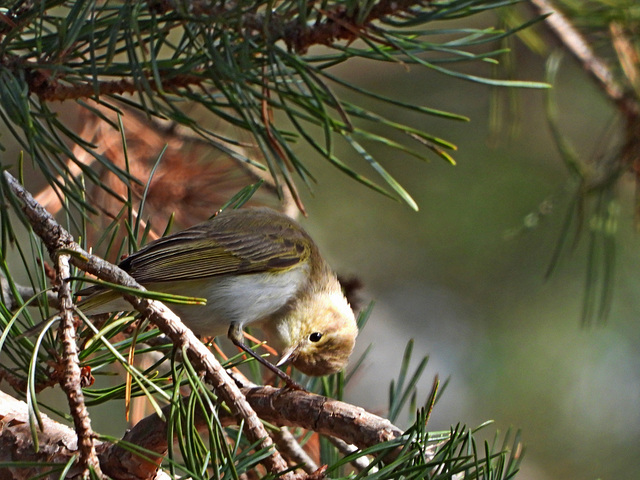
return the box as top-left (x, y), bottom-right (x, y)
top-left (227, 323), bottom-right (302, 390)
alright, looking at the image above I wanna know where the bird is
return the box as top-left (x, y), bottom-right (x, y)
top-left (78, 207), bottom-right (358, 382)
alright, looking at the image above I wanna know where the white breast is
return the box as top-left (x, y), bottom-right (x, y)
top-left (151, 264), bottom-right (309, 337)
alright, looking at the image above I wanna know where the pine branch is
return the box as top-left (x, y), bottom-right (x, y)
top-left (0, 390), bottom-right (89, 480)
top-left (327, 436), bottom-right (371, 473)
top-left (0, 269), bottom-right (57, 310)
top-left (271, 427), bottom-right (320, 475)
top-left (25, 73), bottom-right (204, 103)
top-left (0, 1), bottom-right (548, 213)
top-left (55, 252), bottom-right (103, 478)
top-left (0, 384), bottom-right (404, 479)
top-left (529, 0), bottom-right (637, 115)
top-left (243, 386), bottom-right (402, 449)
top-left (2, 171), bottom-right (296, 480)
top-left (525, 0), bottom-right (640, 323)
top-left (238, 0), bottom-right (426, 54)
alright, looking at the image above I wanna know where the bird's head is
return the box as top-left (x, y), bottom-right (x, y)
top-left (274, 288), bottom-right (358, 376)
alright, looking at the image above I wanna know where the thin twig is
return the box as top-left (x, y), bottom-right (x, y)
top-left (529, 0), bottom-right (640, 224)
top-left (271, 427), bottom-right (319, 474)
top-left (328, 436), bottom-right (372, 473)
top-left (529, 0), bottom-right (622, 99)
top-left (240, 0), bottom-right (423, 53)
top-left (56, 253), bottom-right (103, 478)
top-left (610, 22), bottom-right (640, 97)
top-left (0, 365), bottom-right (58, 392)
top-left (529, 0), bottom-right (638, 116)
top-left (0, 270), bottom-right (57, 310)
top-left (26, 72), bottom-right (203, 102)
top-left (2, 171), bottom-right (297, 480)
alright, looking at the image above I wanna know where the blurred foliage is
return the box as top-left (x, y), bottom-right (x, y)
top-left (555, 0), bottom-right (640, 97)
top-left (0, 0), bottom-right (547, 216)
top-left (494, 0), bottom-right (640, 324)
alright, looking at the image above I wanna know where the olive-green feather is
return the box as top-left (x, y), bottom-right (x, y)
top-left (118, 208), bottom-right (312, 283)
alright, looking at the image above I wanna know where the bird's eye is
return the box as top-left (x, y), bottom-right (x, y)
top-left (309, 332), bottom-right (323, 342)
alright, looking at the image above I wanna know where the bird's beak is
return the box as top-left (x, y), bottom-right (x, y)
top-left (276, 345), bottom-right (298, 367)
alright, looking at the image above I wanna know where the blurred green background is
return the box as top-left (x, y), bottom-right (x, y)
top-left (295, 42), bottom-right (640, 479)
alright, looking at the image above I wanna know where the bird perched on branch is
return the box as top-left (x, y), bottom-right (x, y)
top-left (79, 207), bottom-right (358, 383)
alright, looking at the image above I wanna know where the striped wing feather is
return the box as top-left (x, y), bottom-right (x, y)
top-left (119, 209), bottom-right (311, 284)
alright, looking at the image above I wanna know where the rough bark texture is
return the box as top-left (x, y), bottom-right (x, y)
top-left (0, 391), bottom-right (81, 480)
top-left (1, 384), bottom-right (405, 480)
top-left (3, 171), bottom-right (295, 480)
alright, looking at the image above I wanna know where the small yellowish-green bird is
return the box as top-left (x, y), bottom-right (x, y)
top-left (80, 207), bottom-right (358, 379)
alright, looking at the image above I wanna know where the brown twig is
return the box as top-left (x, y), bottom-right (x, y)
top-left (2, 171), bottom-right (296, 480)
top-left (100, 386), bottom-right (404, 478)
top-left (55, 253), bottom-right (103, 478)
top-left (610, 22), bottom-right (640, 97)
top-left (271, 427), bottom-right (319, 475)
top-left (327, 436), bottom-right (371, 473)
top-left (528, 0), bottom-right (638, 117)
top-left (241, 0), bottom-right (426, 54)
top-left (1, 382), bottom-right (408, 479)
top-left (0, 391), bottom-right (87, 479)
top-left (0, 365), bottom-right (58, 393)
top-left (0, 270), bottom-right (58, 310)
top-left (243, 386), bottom-right (402, 448)
top-left (528, 0), bottom-right (640, 223)
top-left (12, 1), bottom-right (427, 102)
top-left (25, 71), bottom-right (204, 103)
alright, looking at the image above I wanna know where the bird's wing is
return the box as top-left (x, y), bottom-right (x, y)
top-left (118, 211), bottom-right (312, 283)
